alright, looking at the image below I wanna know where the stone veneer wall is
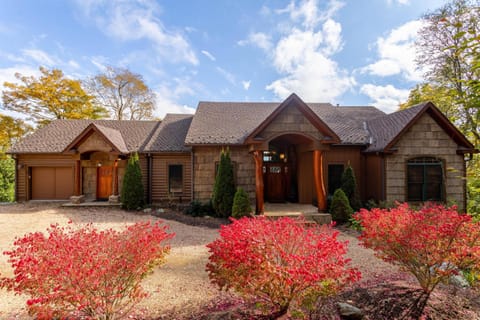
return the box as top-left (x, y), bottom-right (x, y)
top-left (193, 146), bottom-right (255, 205)
top-left (385, 113), bottom-right (465, 211)
top-left (256, 104), bottom-right (323, 140)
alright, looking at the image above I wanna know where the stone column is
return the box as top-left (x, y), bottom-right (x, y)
top-left (253, 150), bottom-right (264, 214)
top-left (313, 150), bottom-right (327, 212)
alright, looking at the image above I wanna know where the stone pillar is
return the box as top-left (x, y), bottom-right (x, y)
top-left (313, 150), bottom-right (327, 212)
top-left (253, 150), bottom-right (264, 214)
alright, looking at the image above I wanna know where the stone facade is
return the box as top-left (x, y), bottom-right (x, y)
top-left (385, 113), bottom-right (465, 210)
top-left (255, 104), bottom-right (324, 141)
top-left (193, 146), bottom-right (255, 204)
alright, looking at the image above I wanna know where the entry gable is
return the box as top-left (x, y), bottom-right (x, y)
top-left (63, 123), bottom-right (129, 154)
top-left (245, 93), bottom-right (340, 144)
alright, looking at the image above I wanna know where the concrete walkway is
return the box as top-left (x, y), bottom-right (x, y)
top-left (264, 202), bottom-right (318, 216)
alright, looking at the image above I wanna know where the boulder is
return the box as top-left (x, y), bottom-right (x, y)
top-left (338, 302), bottom-right (364, 320)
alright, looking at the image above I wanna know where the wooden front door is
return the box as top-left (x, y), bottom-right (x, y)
top-left (97, 166), bottom-right (113, 200)
top-left (264, 163), bottom-right (287, 202)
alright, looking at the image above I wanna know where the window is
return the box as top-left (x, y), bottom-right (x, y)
top-left (328, 164), bottom-right (344, 196)
top-left (168, 165), bottom-right (183, 193)
top-left (407, 157), bottom-right (443, 201)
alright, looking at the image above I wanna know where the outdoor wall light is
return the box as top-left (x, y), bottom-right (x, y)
top-left (97, 162), bottom-right (102, 167)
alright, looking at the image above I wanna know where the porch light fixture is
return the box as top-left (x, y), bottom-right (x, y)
top-left (97, 162), bottom-right (102, 167)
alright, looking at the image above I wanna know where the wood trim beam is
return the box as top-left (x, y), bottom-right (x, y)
top-left (313, 150), bottom-right (327, 212)
top-left (74, 160), bottom-right (81, 196)
top-left (253, 150), bottom-right (264, 214)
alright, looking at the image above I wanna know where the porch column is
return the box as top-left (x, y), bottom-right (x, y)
top-left (313, 150), bottom-right (327, 212)
top-left (253, 150), bottom-right (264, 214)
top-left (74, 160), bottom-right (81, 196)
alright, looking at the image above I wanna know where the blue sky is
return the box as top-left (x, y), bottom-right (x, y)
top-left (0, 0), bottom-right (447, 118)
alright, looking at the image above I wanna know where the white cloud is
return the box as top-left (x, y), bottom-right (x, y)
top-left (155, 81), bottom-right (196, 119)
top-left (360, 83), bottom-right (410, 113)
top-left (21, 49), bottom-right (59, 66)
top-left (386, 0), bottom-right (411, 5)
top-left (242, 80), bottom-right (251, 90)
top-left (277, 0), bottom-right (345, 29)
top-left (362, 20), bottom-right (424, 81)
top-left (238, 32), bottom-right (273, 51)
top-left (265, 0), bottom-right (353, 102)
top-left (201, 50), bottom-right (216, 61)
top-left (75, 0), bottom-right (198, 65)
top-left (216, 67), bottom-right (236, 85)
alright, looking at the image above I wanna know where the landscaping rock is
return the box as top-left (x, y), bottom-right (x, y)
top-left (450, 274), bottom-right (470, 288)
top-left (143, 208), bottom-right (152, 214)
top-left (338, 302), bottom-right (364, 320)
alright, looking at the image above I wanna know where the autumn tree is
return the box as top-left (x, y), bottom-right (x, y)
top-left (87, 67), bottom-right (156, 120)
top-left (412, 0), bottom-right (479, 145)
top-left (2, 67), bottom-right (106, 126)
top-left (0, 114), bottom-right (32, 202)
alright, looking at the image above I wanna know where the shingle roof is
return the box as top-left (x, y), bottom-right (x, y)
top-left (9, 120), bottom-right (158, 153)
top-left (93, 124), bottom-right (129, 154)
top-left (185, 101), bottom-right (385, 145)
top-left (365, 103), bottom-right (427, 152)
top-left (141, 114), bottom-right (193, 152)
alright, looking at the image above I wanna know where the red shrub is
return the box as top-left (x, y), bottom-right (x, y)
top-left (354, 203), bottom-right (480, 294)
top-left (1, 221), bottom-right (174, 320)
top-left (206, 217), bottom-right (360, 317)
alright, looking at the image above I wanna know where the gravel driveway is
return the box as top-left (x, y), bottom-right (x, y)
top-left (0, 202), bottom-right (398, 319)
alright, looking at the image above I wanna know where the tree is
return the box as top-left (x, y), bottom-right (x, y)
top-left (0, 114), bottom-right (32, 202)
top-left (330, 188), bottom-right (354, 223)
top-left (414, 0), bottom-right (480, 146)
top-left (0, 221), bottom-right (173, 319)
top-left (2, 67), bottom-right (106, 126)
top-left (87, 66), bottom-right (156, 120)
top-left (340, 165), bottom-right (361, 211)
top-left (121, 153), bottom-right (145, 210)
top-left (206, 217), bottom-right (360, 318)
top-left (231, 187), bottom-right (252, 218)
top-left (212, 148), bottom-right (236, 217)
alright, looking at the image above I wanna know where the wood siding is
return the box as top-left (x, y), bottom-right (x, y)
top-left (364, 154), bottom-right (384, 202)
top-left (297, 151), bottom-right (314, 204)
top-left (150, 153), bottom-right (192, 204)
top-left (325, 146), bottom-right (365, 200)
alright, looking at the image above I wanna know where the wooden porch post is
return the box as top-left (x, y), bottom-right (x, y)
top-left (113, 160), bottom-right (119, 196)
top-left (313, 150), bottom-right (327, 212)
top-left (74, 160), bottom-right (81, 196)
top-left (253, 150), bottom-right (264, 214)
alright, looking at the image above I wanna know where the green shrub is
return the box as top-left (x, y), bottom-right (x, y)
top-left (232, 187), bottom-right (252, 218)
top-left (0, 157), bottom-right (15, 202)
top-left (341, 165), bottom-right (361, 211)
top-left (330, 188), bottom-right (353, 223)
top-left (212, 148), bottom-right (236, 217)
top-left (184, 200), bottom-right (214, 217)
top-left (121, 153), bottom-right (144, 210)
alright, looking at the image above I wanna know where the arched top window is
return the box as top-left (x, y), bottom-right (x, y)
top-left (407, 157), bottom-right (443, 202)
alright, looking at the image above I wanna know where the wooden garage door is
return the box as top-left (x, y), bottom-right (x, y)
top-left (31, 167), bottom-right (74, 200)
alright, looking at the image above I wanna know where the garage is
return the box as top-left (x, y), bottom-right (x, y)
top-left (31, 167), bottom-right (74, 200)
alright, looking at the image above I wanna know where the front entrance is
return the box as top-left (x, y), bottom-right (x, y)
top-left (97, 166), bottom-right (113, 200)
top-left (264, 163), bottom-right (288, 202)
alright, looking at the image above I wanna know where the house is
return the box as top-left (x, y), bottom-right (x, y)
top-left (9, 93), bottom-right (477, 212)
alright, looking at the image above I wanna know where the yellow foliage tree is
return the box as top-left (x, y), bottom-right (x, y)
top-left (2, 67), bottom-right (107, 126)
top-left (86, 66), bottom-right (156, 120)
top-left (0, 114), bottom-right (32, 155)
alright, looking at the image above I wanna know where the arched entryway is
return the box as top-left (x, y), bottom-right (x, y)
top-left (252, 133), bottom-right (328, 214)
